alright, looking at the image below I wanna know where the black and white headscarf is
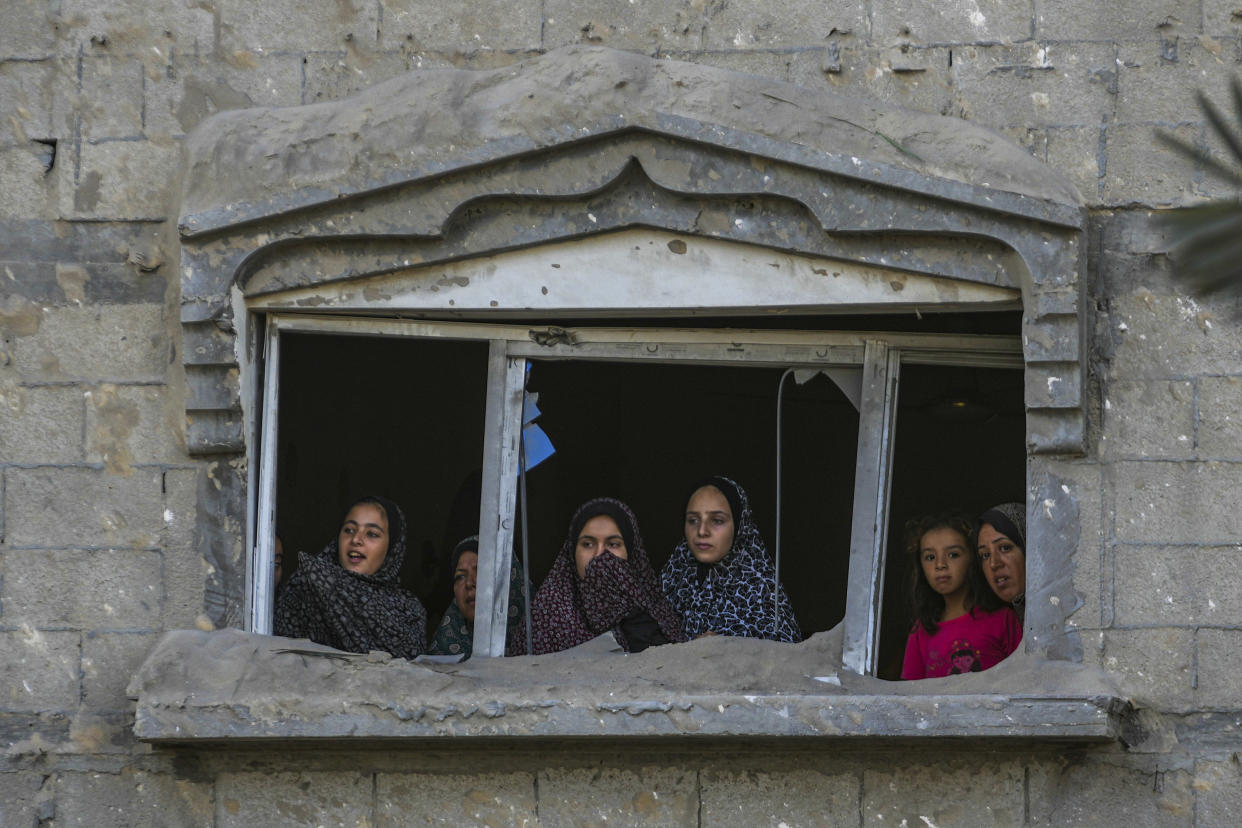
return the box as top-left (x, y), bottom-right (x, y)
top-left (274, 495), bottom-right (427, 660)
top-left (660, 476), bottom-right (801, 643)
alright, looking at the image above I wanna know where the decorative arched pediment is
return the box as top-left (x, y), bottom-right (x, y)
top-left (179, 46), bottom-right (1085, 456)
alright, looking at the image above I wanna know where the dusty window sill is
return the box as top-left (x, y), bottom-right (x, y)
top-left (129, 629), bottom-right (1127, 743)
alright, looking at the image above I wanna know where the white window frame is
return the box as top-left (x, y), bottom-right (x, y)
top-left (247, 312), bottom-right (1021, 674)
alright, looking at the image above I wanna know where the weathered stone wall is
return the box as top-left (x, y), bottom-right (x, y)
top-left (3, 1), bottom-right (1242, 825)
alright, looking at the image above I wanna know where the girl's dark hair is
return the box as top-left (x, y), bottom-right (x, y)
top-left (905, 512), bottom-right (989, 634)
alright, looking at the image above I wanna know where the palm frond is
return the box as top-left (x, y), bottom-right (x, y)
top-left (1155, 75), bottom-right (1242, 301)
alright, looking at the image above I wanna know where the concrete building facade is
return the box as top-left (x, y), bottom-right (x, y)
top-left (3, 1), bottom-right (1242, 825)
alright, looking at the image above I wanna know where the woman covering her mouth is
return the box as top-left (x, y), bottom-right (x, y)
top-left (274, 495), bottom-right (427, 659)
top-left (531, 497), bottom-right (686, 655)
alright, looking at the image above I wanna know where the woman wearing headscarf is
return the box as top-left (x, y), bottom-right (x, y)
top-left (274, 495), bottom-right (427, 660)
top-left (428, 535), bottom-right (527, 658)
top-left (661, 475), bottom-right (801, 642)
top-left (531, 497), bottom-right (687, 655)
top-left (977, 501), bottom-right (1027, 622)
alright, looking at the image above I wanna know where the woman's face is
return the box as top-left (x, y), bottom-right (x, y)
top-left (453, 550), bottom-right (479, 622)
top-left (337, 502), bottom-right (389, 576)
top-left (919, 526), bottom-right (971, 600)
top-left (685, 485), bottom-right (735, 565)
top-left (978, 522), bottom-right (1026, 603)
top-left (574, 514), bottom-right (627, 579)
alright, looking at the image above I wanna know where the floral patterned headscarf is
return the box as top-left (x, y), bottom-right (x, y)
top-left (531, 497), bottom-right (686, 655)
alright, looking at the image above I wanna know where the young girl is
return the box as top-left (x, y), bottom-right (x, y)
top-left (900, 512), bottom-right (1021, 680)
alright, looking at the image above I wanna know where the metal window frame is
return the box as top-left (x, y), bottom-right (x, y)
top-left (247, 313), bottom-right (1021, 673)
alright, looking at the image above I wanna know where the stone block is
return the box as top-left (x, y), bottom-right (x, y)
top-left (991, 125), bottom-right (1048, 163)
top-left (0, 145), bottom-right (57, 221)
top-left (0, 59), bottom-right (55, 140)
top-left (1, 549), bottom-right (162, 629)
top-left (0, 218), bottom-right (160, 266)
top-left (217, 0), bottom-right (379, 53)
top-left (1101, 121), bottom-right (1196, 207)
top-left (1198, 375), bottom-right (1242, 459)
top-left (1036, 0), bottom-right (1198, 41)
top-left (0, 383), bottom-right (85, 464)
top-left (81, 631), bottom-right (158, 709)
top-left (302, 51), bottom-right (411, 106)
top-left (1196, 117), bottom-right (1242, 199)
top-left (0, 629), bottom-right (80, 713)
top-left (702, 0), bottom-right (866, 49)
top-left (375, 771), bottom-right (536, 826)
top-left (381, 0), bottom-right (543, 52)
top-left (1107, 289), bottom-right (1240, 380)
top-left (952, 43), bottom-right (1117, 130)
top-left (1192, 759), bottom-right (1242, 826)
top-left (871, 0), bottom-right (1032, 46)
top-left (1097, 208), bottom-right (1175, 256)
top-left (59, 0), bottom-right (215, 54)
top-left (57, 138), bottom-right (182, 220)
top-left (86, 384), bottom-right (185, 471)
top-left (0, 711), bottom-right (72, 755)
top-left (0, 262), bottom-right (166, 307)
top-left (1194, 628), bottom-right (1242, 709)
top-left (0, 771), bottom-right (47, 827)
top-left (1095, 252), bottom-right (1176, 306)
top-left (1100, 627), bottom-right (1194, 710)
top-left (144, 53), bottom-right (305, 136)
top-left (1, 0), bottom-right (57, 59)
top-left (1045, 125), bottom-right (1102, 205)
top-left (1112, 460), bottom-right (1242, 544)
top-left (673, 48), bottom-right (798, 84)
top-left (537, 765), bottom-right (698, 827)
top-left (160, 467), bottom-right (210, 629)
top-left (1028, 757), bottom-right (1192, 825)
top-left (1114, 544), bottom-right (1242, 626)
top-left (543, 7), bottom-right (696, 53)
top-left (1100, 380), bottom-right (1194, 459)
top-left (54, 769), bottom-right (213, 828)
top-left (10, 303), bottom-right (168, 384)
top-left (4, 467), bottom-right (165, 549)
top-left (216, 771), bottom-right (373, 827)
top-left (700, 767), bottom-right (860, 826)
top-left (1116, 39), bottom-right (1234, 126)
top-left (52, 56), bottom-right (144, 141)
top-left (1205, 1), bottom-right (1242, 33)
top-left (862, 757), bottom-right (1024, 827)
top-left (789, 45), bottom-right (955, 117)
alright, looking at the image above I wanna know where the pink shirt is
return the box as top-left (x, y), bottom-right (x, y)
top-left (901, 606), bottom-right (1022, 680)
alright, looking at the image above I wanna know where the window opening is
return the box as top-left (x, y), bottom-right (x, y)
top-left (874, 362), bottom-right (1026, 680)
top-left (249, 313), bottom-right (1023, 675)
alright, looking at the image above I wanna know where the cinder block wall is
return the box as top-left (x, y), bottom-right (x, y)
top-left (3, 2), bottom-right (1241, 825)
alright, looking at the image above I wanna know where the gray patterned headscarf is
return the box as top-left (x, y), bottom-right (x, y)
top-left (274, 495), bottom-right (427, 659)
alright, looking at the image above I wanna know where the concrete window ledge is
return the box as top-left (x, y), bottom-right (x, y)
top-left (129, 629), bottom-right (1128, 744)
